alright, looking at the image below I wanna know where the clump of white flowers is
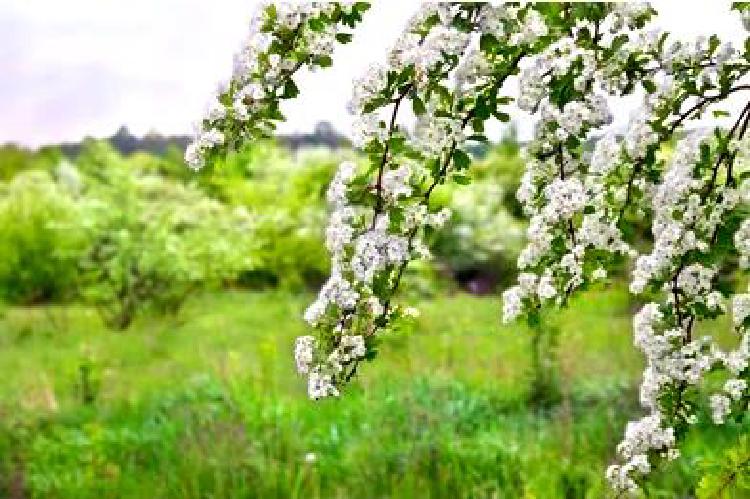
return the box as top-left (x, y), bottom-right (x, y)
top-left (185, 2), bottom-right (369, 170)
top-left (503, 2), bottom-right (750, 494)
top-left (296, 2), bottom-right (572, 398)
top-left (606, 413), bottom-right (677, 493)
top-left (602, 41), bottom-right (750, 497)
top-left (505, 4), bottom-right (656, 323)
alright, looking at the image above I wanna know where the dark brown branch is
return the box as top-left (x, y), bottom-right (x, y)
top-left (706, 100), bottom-right (750, 195)
top-left (371, 87), bottom-right (412, 228)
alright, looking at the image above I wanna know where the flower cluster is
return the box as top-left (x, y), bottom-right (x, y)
top-left (297, 3), bottom-right (564, 398)
top-left (630, 134), bottom-right (730, 293)
top-left (498, 3), bottom-right (750, 493)
top-left (504, 5), bottom-right (657, 322)
top-left (185, 2), bottom-right (369, 170)
top-left (606, 413), bottom-right (677, 492)
top-left (293, 4), bottom-right (479, 398)
top-left (505, 2), bottom-right (750, 324)
top-left (606, 120), bottom-right (750, 493)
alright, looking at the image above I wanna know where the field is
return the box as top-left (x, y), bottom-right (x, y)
top-left (0, 286), bottom-right (745, 498)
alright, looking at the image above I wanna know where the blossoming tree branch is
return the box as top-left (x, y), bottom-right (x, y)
top-left (187, 2), bottom-right (750, 494)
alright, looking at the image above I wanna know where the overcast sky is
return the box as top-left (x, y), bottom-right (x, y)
top-left (0, 1), bottom-right (746, 147)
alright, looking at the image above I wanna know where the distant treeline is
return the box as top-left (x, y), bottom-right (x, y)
top-left (4, 120), bottom-right (508, 163)
top-left (37, 122), bottom-right (352, 159)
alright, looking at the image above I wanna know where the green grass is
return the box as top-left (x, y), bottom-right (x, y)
top-left (0, 287), bottom-right (745, 498)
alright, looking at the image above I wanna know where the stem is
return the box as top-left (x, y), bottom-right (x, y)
top-left (370, 87), bottom-right (412, 228)
top-left (672, 85), bottom-right (750, 135)
top-left (706, 101), bottom-right (750, 194)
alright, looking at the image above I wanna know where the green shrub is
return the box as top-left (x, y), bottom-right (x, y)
top-left (431, 137), bottom-right (526, 291)
top-left (0, 137), bottom-right (533, 310)
top-left (0, 170), bottom-right (87, 303)
top-left (78, 163), bottom-right (256, 329)
top-left (203, 142), bottom-right (349, 290)
top-left (0, 144), bottom-right (62, 181)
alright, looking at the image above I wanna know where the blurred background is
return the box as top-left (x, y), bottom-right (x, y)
top-left (0, 1), bottom-right (748, 498)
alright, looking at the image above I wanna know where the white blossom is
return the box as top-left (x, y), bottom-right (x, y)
top-left (381, 165), bottom-right (413, 201)
top-left (724, 378), bottom-right (747, 400)
top-left (186, 2), bottom-right (362, 169)
top-left (733, 294), bottom-right (750, 328)
top-left (502, 286), bottom-right (525, 323)
top-left (294, 335), bottom-right (315, 374)
top-left (308, 368), bottom-right (339, 399)
top-left (710, 393), bottom-right (731, 424)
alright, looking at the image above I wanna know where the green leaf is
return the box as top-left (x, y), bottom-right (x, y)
top-left (354, 2), bottom-right (371, 13)
top-left (471, 118), bottom-right (485, 133)
top-left (435, 85), bottom-right (453, 106)
top-left (281, 80), bottom-right (299, 99)
top-left (474, 96), bottom-right (491, 120)
top-left (479, 33), bottom-right (499, 53)
top-left (467, 134), bottom-right (488, 143)
top-left (317, 55), bottom-right (333, 68)
top-left (412, 96), bottom-right (426, 116)
top-left (388, 136), bottom-right (406, 154)
top-left (335, 33), bottom-right (353, 43)
top-left (708, 33), bottom-right (720, 55)
top-left (362, 98), bottom-right (383, 114)
top-left (609, 34), bottom-right (629, 54)
top-left (495, 111), bottom-right (511, 123)
top-left (452, 174), bottom-right (471, 185)
top-left (308, 18), bottom-right (326, 32)
top-left (700, 143), bottom-right (712, 165)
top-left (452, 149), bottom-right (472, 170)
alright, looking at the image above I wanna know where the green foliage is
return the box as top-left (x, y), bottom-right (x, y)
top-left (697, 435), bottom-right (750, 498)
top-left (0, 144), bottom-right (62, 180)
top-left (0, 139), bottom-right (267, 324)
top-left (245, 148), bottom-right (336, 288)
top-left (0, 135), bottom-right (536, 317)
top-left (76, 143), bottom-right (255, 328)
top-left (199, 142), bottom-right (344, 289)
top-left (0, 170), bottom-right (87, 303)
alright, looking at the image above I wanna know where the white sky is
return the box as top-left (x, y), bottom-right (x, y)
top-left (0, 1), bottom-right (746, 147)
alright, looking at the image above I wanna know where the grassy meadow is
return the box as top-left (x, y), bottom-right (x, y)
top-left (0, 286), bottom-right (746, 498)
top-left (0, 138), bottom-right (747, 497)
